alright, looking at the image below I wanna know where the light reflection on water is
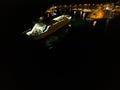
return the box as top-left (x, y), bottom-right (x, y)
top-left (105, 18), bottom-right (110, 32)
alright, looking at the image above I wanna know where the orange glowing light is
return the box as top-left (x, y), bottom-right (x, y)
top-left (89, 9), bottom-right (104, 19)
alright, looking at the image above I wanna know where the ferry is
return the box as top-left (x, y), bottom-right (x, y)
top-left (23, 15), bottom-right (71, 40)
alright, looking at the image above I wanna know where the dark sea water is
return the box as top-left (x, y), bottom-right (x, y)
top-left (5, 1), bottom-right (120, 89)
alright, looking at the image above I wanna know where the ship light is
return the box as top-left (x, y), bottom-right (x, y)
top-left (40, 17), bottom-right (44, 20)
top-left (92, 20), bottom-right (97, 27)
top-left (68, 24), bottom-right (71, 27)
top-left (105, 7), bottom-right (112, 10)
top-left (26, 31), bottom-right (32, 36)
top-left (54, 6), bottom-right (57, 8)
top-left (68, 16), bottom-right (72, 20)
